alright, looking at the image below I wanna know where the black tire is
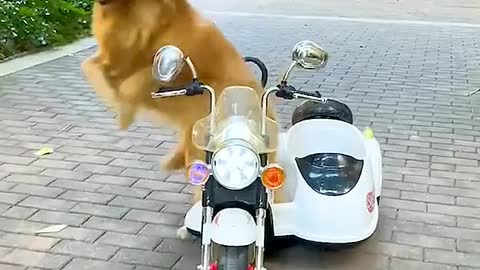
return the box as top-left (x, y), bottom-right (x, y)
top-left (217, 245), bottom-right (249, 270)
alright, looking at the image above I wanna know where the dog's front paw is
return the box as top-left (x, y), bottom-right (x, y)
top-left (176, 226), bottom-right (193, 240)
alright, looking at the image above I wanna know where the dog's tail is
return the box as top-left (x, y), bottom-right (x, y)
top-left (244, 56), bottom-right (268, 88)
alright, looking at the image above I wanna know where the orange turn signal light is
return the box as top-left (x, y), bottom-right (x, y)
top-left (261, 164), bottom-right (286, 190)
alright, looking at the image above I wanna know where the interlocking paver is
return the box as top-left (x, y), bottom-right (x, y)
top-left (108, 196), bottom-right (165, 211)
top-left (0, 249), bottom-right (71, 269)
top-left (40, 226), bottom-right (104, 243)
top-left (96, 231), bottom-right (162, 250)
top-left (63, 258), bottom-right (134, 270)
top-left (0, 233), bottom-right (59, 251)
top-left (3, 174), bottom-right (55, 186)
top-left (50, 240), bottom-right (118, 260)
top-left (0, 1), bottom-right (480, 269)
top-left (71, 203), bottom-right (129, 219)
top-left (111, 248), bottom-right (180, 268)
top-left (18, 196), bottom-right (76, 211)
top-left (123, 210), bottom-right (181, 226)
top-left (2, 206), bottom-right (38, 220)
top-left (59, 190), bottom-right (115, 204)
top-left (83, 216), bottom-right (145, 234)
top-left (29, 210), bottom-right (89, 226)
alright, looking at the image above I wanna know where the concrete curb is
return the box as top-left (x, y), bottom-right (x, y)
top-left (0, 37), bottom-right (96, 77)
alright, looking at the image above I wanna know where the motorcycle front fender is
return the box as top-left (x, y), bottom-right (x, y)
top-left (210, 208), bottom-right (257, 247)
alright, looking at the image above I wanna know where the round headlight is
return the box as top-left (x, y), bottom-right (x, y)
top-left (212, 143), bottom-right (260, 190)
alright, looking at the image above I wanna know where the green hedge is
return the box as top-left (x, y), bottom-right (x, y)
top-left (0, 0), bottom-right (94, 61)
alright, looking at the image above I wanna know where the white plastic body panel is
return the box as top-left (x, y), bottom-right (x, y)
top-left (184, 118), bottom-right (382, 244)
top-left (210, 208), bottom-right (257, 246)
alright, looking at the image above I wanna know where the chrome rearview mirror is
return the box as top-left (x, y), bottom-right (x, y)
top-left (152, 45), bottom-right (198, 83)
top-left (292, 40), bottom-right (328, 69)
top-left (152, 45), bottom-right (185, 83)
top-left (281, 40), bottom-right (328, 82)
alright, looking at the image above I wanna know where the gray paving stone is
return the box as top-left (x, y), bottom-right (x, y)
top-left (112, 248), bottom-right (180, 268)
top-left (109, 196), bottom-right (165, 211)
top-left (18, 196), bottom-right (75, 211)
top-left (457, 240), bottom-right (480, 254)
top-left (96, 185), bottom-right (150, 198)
top-left (59, 190), bottom-right (115, 204)
top-left (63, 258), bottom-right (134, 270)
top-left (3, 174), bottom-right (55, 186)
top-left (65, 154), bottom-right (113, 165)
top-left (155, 239), bottom-right (199, 255)
top-left (29, 159), bottom-right (78, 170)
top-left (424, 225), bottom-right (480, 241)
top-left (132, 179), bottom-right (185, 192)
top-left (428, 203), bottom-right (480, 219)
top-left (425, 249), bottom-right (480, 268)
top-left (390, 258), bottom-right (456, 270)
top-left (86, 174), bottom-right (137, 186)
top-left (0, 155), bottom-right (35, 165)
top-left (71, 203), bottom-right (129, 219)
top-left (363, 241), bottom-right (424, 260)
top-left (99, 150), bottom-right (143, 160)
top-left (0, 192), bottom-right (27, 205)
top-left (1, 206), bottom-right (38, 220)
top-left (10, 184), bottom-right (65, 198)
top-left (110, 159), bottom-right (155, 169)
top-left (0, 249), bottom-right (71, 269)
top-left (0, 165), bottom-right (44, 174)
top-left (138, 224), bottom-right (178, 239)
top-left (49, 180), bottom-right (102, 192)
top-left (57, 146), bottom-right (102, 155)
top-left (97, 232), bottom-right (162, 250)
top-left (120, 168), bottom-right (168, 181)
top-left (83, 216), bottom-right (145, 234)
top-left (29, 210), bottom-right (89, 226)
top-left (40, 169), bottom-right (92, 181)
top-left (75, 164), bottom-right (124, 175)
top-left (0, 264), bottom-right (26, 270)
top-left (457, 217), bottom-right (480, 230)
top-left (146, 192), bottom-right (191, 204)
top-left (123, 210), bottom-right (181, 226)
top-left (392, 232), bottom-right (455, 250)
top-left (0, 233), bottom-right (59, 251)
top-left (381, 198), bottom-right (427, 212)
top-left (39, 226), bottom-right (103, 243)
top-left (50, 240), bottom-right (118, 260)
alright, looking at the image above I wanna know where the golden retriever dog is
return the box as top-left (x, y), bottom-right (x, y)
top-left (81, 0), bottom-right (278, 206)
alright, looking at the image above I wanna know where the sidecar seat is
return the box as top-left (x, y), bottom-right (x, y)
top-left (291, 99), bottom-right (354, 125)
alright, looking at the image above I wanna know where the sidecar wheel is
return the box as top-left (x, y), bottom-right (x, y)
top-left (217, 245), bottom-right (249, 270)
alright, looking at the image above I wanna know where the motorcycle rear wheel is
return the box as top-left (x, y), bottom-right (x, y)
top-left (217, 245), bottom-right (249, 270)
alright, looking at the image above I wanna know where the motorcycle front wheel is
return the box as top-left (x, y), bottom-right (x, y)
top-left (217, 245), bottom-right (249, 270)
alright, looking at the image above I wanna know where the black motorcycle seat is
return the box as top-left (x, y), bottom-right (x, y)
top-left (291, 99), bottom-right (354, 126)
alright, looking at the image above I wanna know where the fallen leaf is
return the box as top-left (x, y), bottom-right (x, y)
top-left (35, 224), bottom-right (68, 234)
top-left (35, 147), bottom-right (54, 156)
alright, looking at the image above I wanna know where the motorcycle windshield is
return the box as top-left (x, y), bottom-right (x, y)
top-left (192, 86), bottom-right (278, 154)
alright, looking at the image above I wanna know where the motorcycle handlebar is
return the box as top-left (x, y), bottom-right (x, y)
top-left (274, 83), bottom-right (322, 101)
top-left (151, 80), bottom-right (205, 99)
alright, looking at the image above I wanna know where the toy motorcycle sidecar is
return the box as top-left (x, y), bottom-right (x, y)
top-left (184, 97), bottom-right (382, 245)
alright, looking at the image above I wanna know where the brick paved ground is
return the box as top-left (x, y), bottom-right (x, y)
top-left (191, 0), bottom-right (480, 24)
top-left (0, 4), bottom-right (480, 270)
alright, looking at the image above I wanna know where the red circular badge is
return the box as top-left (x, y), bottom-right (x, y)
top-left (366, 191), bottom-right (375, 213)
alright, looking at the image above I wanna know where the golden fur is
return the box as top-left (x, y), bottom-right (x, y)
top-left (81, 0), bottom-right (278, 202)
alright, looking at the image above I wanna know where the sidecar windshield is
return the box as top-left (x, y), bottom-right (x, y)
top-left (192, 86), bottom-right (278, 154)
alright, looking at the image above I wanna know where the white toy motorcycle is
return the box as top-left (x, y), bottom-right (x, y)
top-left (150, 40), bottom-right (382, 270)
